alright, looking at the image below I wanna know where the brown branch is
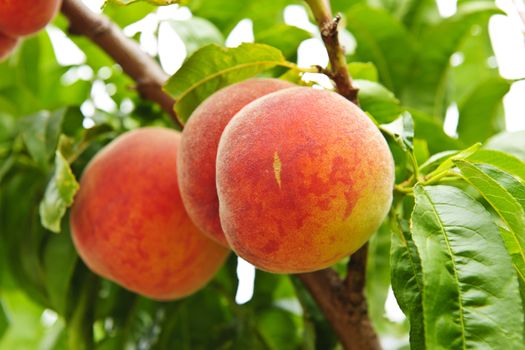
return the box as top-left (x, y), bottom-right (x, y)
top-left (305, 0), bottom-right (359, 104)
top-left (298, 264), bottom-right (380, 350)
top-left (60, 0), bottom-right (184, 129)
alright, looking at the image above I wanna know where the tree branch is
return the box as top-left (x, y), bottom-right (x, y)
top-left (60, 0), bottom-right (184, 129)
top-left (305, 0), bottom-right (359, 104)
top-left (297, 265), bottom-right (380, 350)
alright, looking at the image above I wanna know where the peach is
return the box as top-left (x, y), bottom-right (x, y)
top-left (0, 0), bottom-right (62, 37)
top-left (0, 32), bottom-right (17, 61)
top-left (216, 87), bottom-right (394, 273)
top-left (70, 128), bottom-right (229, 300)
top-left (177, 78), bottom-right (295, 246)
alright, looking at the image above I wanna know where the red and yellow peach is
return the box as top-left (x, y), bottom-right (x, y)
top-left (216, 87), bottom-right (394, 273)
top-left (70, 128), bottom-right (229, 300)
top-left (177, 78), bottom-right (295, 246)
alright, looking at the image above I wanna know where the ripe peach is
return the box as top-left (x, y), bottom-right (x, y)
top-left (0, 32), bottom-right (17, 61)
top-left (216, 87), bottom-right (394, 273)
top-left (70, 128), bottom-right (229, 300)
top-left (178, 78), bottom-right (295, 246)
top-left (0, 0), bottom-right (62, 37)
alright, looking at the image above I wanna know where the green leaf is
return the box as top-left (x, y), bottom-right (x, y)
top-left (457, 77), bottom-right (510, 144)
top-left (390, 213), bottom-right (424, 348)
top-left (39, 141), bottom-right (80, 233)
top-left (423, 143), bottom-right (480, 178)
top-left (188, 0), bottom-right (290, 35)
top-left (411, 185), bottom-right (524, 349)
top-left (43, 230), bottom-right (78, 315)
top-left (366, 222), bottom-right (395, 333)
top-left (167, 17), bottom-right (224, 57)
top-left (255, 24), bottom-right (311, 61)
top-left (103, 2), bottom-right (157, 27)
top-left (18, 109), bottom-right (65, 169)
top-left (256, 308), bottom-right (300, 350)
top-left (402, 3), bottom-right (500, 116)
top-left (348, 62), bottom-right (378, 82)
top-left (467, 149), bottom-right (525, 183)
top-left (477, 165), bottom-right (525, 212)
top-left (485, 131), bottom-right (525, 161)
top-left (454, 160), bottom-right (525, 285)
top-left (356, 80), bottom-right (402, 123)
top-left (380, 112), bottom-right (414, 151)
top-left (164, 43), bottom-right (291, 121)
top-left (346, 4), bottom-right (416, 93)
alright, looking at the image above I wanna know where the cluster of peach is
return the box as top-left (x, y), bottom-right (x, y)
top-left (70, 79), bottom-right (395, 300)
top-left (0, 0), bottom-right (62, 61)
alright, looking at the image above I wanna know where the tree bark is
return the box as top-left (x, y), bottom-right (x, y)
top-left (298, 253), bottom-right (381, 350)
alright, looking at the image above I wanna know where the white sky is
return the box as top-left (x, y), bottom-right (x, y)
top-left (44, 1), bottom-right (525, 347)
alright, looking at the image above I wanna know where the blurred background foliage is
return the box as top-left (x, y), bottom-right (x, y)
top-left (0, 0), bottom-right (524, 349)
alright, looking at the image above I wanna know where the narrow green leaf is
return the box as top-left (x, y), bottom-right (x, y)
top-left (390, 215), bottom-right (424, 348)
top-left (412, 185), bottom-right (524, 349)
top-left (424, 143), bottom-right (480, 178)
top-left (455, 160), bottom-right (525, 285)
top-left (39, 147), bottom-right (80, 233)
top-left (18, 109), bottom-right (65, 169)
top-left (43, 231), bottom-right (78, 314)
top-left (419, 150), bottom-right (458, 174)
top-left (467, 149), bottom-right (525, 183)
top-left (164, 43), bottom-right (291, 121)
top-left (365, 223), bottom-right (393, 333)
top-left (457, 77), bottom-right (510, 144)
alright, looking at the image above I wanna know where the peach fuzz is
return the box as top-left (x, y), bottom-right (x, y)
top-left (70, 128), bottom-right (229, 300)
top-left (177, 78), bottom-right (295, 247)
top-left (0, 32), bottom-right (17, 61)
top-left (0, 0), bottom-right (62, 37)
top-left (216, 87), bottom-right (394, 273)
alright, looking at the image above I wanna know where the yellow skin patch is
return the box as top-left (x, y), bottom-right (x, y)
top-left (273, 151), bottom-right (282, 189)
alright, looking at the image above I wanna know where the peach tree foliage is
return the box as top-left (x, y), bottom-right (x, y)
top-left (0, 0), bottom-right (524, 349)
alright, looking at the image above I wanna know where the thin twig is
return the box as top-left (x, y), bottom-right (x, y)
top-left (60, 0), bottom-right (184, 129)
top-left (305, 0), bottom-right (359, 104)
